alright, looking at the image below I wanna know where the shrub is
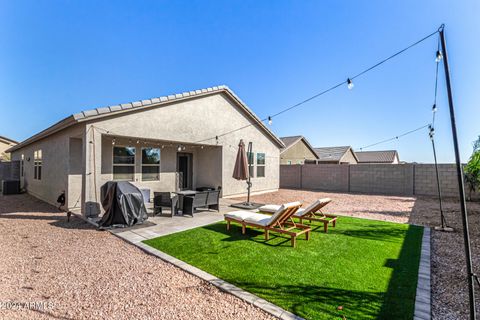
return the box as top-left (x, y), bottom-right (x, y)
top-left (465, 136), bottom-right (480, 201)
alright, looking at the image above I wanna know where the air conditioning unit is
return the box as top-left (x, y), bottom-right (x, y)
top-left (2, 180), bottom-right (20, 195)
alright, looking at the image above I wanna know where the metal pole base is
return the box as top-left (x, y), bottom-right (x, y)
top-left (434, 226), bottom-right (455, 232)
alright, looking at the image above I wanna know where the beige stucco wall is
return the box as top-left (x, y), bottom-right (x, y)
top-left (11, 92), bottom-right (281, 216)
top-left (99, 135), bottom-right (222, 198)
top-left (280, 140), bottom-right (317, 165)
top-left (11, 124), bottom-right (85, 207)
top-left (82, 92), bottom-right (280, 215)
top-left (339, 149), bottom-right (358, 164)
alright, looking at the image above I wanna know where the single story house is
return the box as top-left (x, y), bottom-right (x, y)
top-left (279, 135), bottom-right (319, 165)
top-left (356, 150), bottom-right (400, 164)
top-left (7, 85), bottom-right (284, 217)
top-left (0, 135), bottom-right (18, 161)
top-left (313, 146), bottom-right (358, 164)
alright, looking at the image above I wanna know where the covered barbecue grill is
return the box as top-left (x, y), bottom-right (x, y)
top-left (99, 181), bottom-right (148, 228)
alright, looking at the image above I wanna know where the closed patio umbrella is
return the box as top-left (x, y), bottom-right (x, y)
top-left (230, 139), bottom-right (263, 210)
top-left (232, 139), bottom-right (249, 181)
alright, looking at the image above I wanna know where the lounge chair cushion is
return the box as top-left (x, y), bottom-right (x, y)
top-left (224, 210), bottom-right (257, 221)
top-left (294, 198), bottom-right (331, 217)
top-left (245, 202), bottom-right (301, 227)
top-left (258, 204), bottom-right (281, 213)
top-left (243, 213), bottom-right (273, 226)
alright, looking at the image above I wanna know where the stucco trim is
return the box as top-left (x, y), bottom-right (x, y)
top-left (6, 116), bottom-right (77, 153)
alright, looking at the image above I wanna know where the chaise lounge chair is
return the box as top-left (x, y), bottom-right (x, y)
top-left (224, 202), bottom-right (311, 247)
top-left (258, 198), bottom-right (337, 233)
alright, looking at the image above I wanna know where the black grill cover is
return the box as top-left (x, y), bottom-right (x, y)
top-left (99, 181), bottom-right (148, 228)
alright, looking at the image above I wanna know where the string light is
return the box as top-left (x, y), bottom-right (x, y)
top-left (193, 28), bottom-right (439, 144)
top-left (112, 138), bottom-right (116, 145)
top-left (435, 50), bottom-right (443, 62)
top-left (347, 78), bottom-right (354, 90)
top-left (177, 145), bottom-right (182, 152)
top-left (432, 104), bottom-right (437, 113)
top-left (268, 116), bottom-right (272, 125)
top-left (358, 124), bottom-right (430, 150)
top-left (428, 124), bottom-right (435, 140)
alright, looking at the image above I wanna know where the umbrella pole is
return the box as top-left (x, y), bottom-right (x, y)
top-left (247, 142), bottom-right (253, 204)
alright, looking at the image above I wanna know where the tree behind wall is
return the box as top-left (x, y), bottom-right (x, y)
top-left (464, 136), bottom-right (480, 201)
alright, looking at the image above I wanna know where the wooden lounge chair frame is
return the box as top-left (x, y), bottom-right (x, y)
top-left (296, 200), bottom-right (337, 233)
top-left (225, 204), bottom-right (311, 248)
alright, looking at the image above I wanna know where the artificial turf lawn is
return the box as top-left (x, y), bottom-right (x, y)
top-left (144, 216), bottom-right (423, 319)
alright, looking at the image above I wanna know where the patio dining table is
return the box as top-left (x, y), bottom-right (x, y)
top-left (173, 190), bottom-right (198, 212)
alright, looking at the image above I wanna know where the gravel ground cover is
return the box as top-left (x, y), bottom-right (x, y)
top-left (240, 189), bottom-right (480, 320)
top-left (0, 194), bottom-right (275, 320)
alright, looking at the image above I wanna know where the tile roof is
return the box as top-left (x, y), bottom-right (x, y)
top-left (280, 136), bottom-right (303, 149)
top-left (314, 146), bottom-right (352, 162)
top-left (0, 136), bottom-right (18, 145)
top-left (8, 85), bottom-right (284, 152)
top-left (356, 150), bottom-right (399, 163)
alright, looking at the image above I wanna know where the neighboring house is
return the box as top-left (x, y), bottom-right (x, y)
top-left (0, 136), bottom-right (18, 161)
top-left (7, 86), bottom-right (284, 217)
top-left (355, 150), bottom-right (400, 164)
top-left (313, 146), bottom-right (358, 164)
top-left (279, 136), bottom-right (319, 165)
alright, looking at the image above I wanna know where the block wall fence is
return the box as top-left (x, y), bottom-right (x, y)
top-left (280, 163), bottom-right (479, 200)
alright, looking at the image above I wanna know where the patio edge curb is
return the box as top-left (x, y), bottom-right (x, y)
top-left (111, 232), bottom-right (304, 320)
top-left (414, 227), bottom-right (431, 320)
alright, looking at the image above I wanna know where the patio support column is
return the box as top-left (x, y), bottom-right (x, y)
top-left (82, 124), bottom-right (103, 217)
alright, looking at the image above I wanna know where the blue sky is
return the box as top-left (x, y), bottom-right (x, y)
top-left (1, 1), bottom-right (478, 163)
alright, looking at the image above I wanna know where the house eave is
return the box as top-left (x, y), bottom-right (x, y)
top-left (6, 116), bottom-right (77, 153)
top-left (7, 85), bottom-right (285, 152)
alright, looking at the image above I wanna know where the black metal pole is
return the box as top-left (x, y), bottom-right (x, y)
top-left (430, 133), bottom-right (446, 228)
top-left (247, 142), bottom-right (252, 204)
top-left (439, 24), bottom-right (476, 319)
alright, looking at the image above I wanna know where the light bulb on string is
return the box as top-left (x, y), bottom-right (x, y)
top-left (268, 116), bottom-right (272, 125)
top-left (112, 138), bottom-right (116, 145)
top-left (435, 50), bottom-right (443, 63)
top-left (347, 78), bottom-right (354, 90)
top-left (177, 145), bottom-right (182, 152)
top-left (432, 104), bottom-right (437, 113)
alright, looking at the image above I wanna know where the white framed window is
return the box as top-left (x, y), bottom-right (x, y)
top-left (34, 150), bottom-right (42, 180)
top-left (113, 146), bottom-right (135, 181)
top-left (287, 160), bottom-right (292, 165)
top-left (21, 154), bottom-right (24, 177)
top-left (247, 151), bottom-right (254, 178)
top-left (141, 147), bottom-right (160, 181)
top-left (257, 153), bottom-right (266, 177)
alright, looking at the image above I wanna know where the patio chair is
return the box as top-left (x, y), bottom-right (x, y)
top-left (258, 198), bottom-right (337, 233)
top-left (205, 190), bottom-right (220, 211)
top-left (224, 202), bottom-right (311, 248)
top-left (153, 192), bottom-right (179, 217)
top-left (183, 192), bottom-right (208, 216)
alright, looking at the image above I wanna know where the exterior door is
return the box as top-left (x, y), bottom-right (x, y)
top-left (177, 153), bottom-right (193, 190)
